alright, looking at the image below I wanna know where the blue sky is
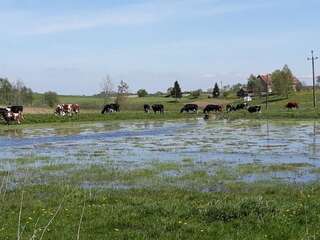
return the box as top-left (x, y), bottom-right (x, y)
top-left (0, 0), bottom-right (319, 95)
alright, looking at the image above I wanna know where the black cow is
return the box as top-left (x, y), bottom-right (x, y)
top-left (203, 104), bottom-right (222, 114)
top-left (8, 105), bottom-right (23, 113)
top-left (286, 102), bottom-right (299, 109)
top-left (235, 103), bottom-right (247, 110)
top-left (101, 103), bottom-right (120, 114)
top-left (144, 104), bottom-right (151, 113)
top-left (180, 104), bottom-right (198, 113)
top-left (226, 104), bottom-right (236, 112)
top-left (248, 105), bottom-right (261, 113)
top-left (152, 104), bottom-right (164, 114)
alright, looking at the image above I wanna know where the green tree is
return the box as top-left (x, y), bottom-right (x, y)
top-left (271, 65), bottom-right (294, 98)
top-left (247, 74), bottom-right (262, 96)
top-left (212, 82), bottom-right (220, 98)
top-left (43, 91), bottom-right (59, 108)
top-left (171, 81), bottom-right (182, 101)
top-left (0, 78), bottom-right (13, 104)
top-left (137, 89), bottom-right (148, 97)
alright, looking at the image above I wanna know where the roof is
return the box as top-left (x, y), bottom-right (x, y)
top-left (257, 74), bottom-right (272, 86)
top-left (257, 74), bottom-right (301, 86)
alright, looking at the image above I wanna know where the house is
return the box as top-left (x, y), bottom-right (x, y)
top-left (257, 74), bottom-right (302, 93)
top-left (257, 74), bottom-right (272, 93)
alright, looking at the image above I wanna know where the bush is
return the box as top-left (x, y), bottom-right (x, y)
top-left (191, 89), bottom-right (202, 98)
top-left (43, 91), bottom-right (59, 108)
top-left (137, 89), bottom-right (148, 97)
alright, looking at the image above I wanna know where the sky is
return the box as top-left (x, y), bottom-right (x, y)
top-left (0, 0), bottom-right (319, 95)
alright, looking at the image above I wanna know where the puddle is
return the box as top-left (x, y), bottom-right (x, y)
top-left (1, 119), bottom-right (320, 189)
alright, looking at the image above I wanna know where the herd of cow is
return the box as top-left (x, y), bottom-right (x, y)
top-left (0, 101), bottom-right (300, 125)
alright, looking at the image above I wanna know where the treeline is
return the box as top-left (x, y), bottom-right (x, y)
top-left (0, 78), bottom-right (33, 105)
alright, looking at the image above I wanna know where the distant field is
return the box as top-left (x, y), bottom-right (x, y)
top-left (2, 90), bottom-right (320, 126)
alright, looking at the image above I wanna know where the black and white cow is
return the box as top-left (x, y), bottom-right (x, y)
top-left (101, 103), bottom-right (120, 114)
top-left (180, 104), bottom-right (198, 113)
top-left (0, 107), bottom-right (23, 124)
top-left (152, 104), bottom-right (164, 114)
top-left (247, 105), bottom-right (261, 113)
top-left (144, 104), bottom-right (151, 113)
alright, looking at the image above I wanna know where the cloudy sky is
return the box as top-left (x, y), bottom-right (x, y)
top-left (0, 0), bottom-right (319, 94)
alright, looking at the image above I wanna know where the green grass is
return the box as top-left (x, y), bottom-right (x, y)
top-left (237, 163), bottom-right (314, 175)
top-left (1, 183), bottom-right (320, 239)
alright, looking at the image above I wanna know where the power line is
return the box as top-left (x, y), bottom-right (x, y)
top-left (307, 50), bottom-right (319, 108)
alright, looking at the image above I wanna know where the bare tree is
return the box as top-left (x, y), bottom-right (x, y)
top-left (116, 80), bottom-right (129, 106)
top-left (101, 75), bottom-right (114, 102)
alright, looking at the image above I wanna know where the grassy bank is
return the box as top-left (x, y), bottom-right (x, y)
top-left (1, 183), bottom-right (320, 239)
top-left (1, 90), bottom-right (320, 126)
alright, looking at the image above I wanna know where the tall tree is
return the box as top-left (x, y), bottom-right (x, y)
top-left (0, 78), bottom-right (13, 104)
top-left (171, 81), bottom-right (182, 101)
top-left (247, 74), bottom-right (262, 96)
top-left (212, 82), bottom-right (220, 98)
top-left (271, 65), bottom-right (294, 98)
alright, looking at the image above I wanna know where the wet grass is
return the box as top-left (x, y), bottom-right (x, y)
top-left (237, 163), bottom-right (314, 175)
top-left (2, 183), bottom-right (320, 239)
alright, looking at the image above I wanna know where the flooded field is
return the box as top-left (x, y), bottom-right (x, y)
top-left (1, 119), bottom-right (320, 190)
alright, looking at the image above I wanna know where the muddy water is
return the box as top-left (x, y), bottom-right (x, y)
top-left (0, 119), bottom-right (320, 184)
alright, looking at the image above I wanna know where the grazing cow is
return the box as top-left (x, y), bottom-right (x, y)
top-left (180, 104), bottom-right (198, 113)
top-left (101, 103), bottom-right (120, 114)
top-left (248, 105), bottom-right (261, 113)
top-left (55, 104), bottom-right (65, 116)
top-left (55, 104), bottom-right (80, 116)
top-left (235, 103), bottom-right (247, 110)
top-left (0, 108), bottom-right (23, 125)
top-left (8, 106), bottom-right (23, 113)
top-left (152, 104), bottom-right (164, 114)
top-left (226, 104), bottom-right (236, 112)
top-left (203, 104), bottom-right (222, 114)
top-left (71, 104), bottom-right (80, 114)
top-left (286, 102), bottom-right (299, 109)
top-left (144, 104), bottom-right (151, 113)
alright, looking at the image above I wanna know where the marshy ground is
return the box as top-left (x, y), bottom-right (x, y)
top-left (1, 119), bottom-right (320, 239)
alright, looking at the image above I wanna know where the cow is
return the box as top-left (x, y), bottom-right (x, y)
top-left (55, 104), bottom-right (80, 116)
top-left (180, 104), bottom-right (198, 113)
top-left (235, 103), bottom-right (247, 110)
top-left (0, 108), bottom-right (23, 125)
top-left (71, 104), bottom-right (80, 114)
top-left (248, 105), bottom-right (261, 113)
top-left (101, 103), bottom-right (120, 114)
top-left (152, 104), bottom-right (164, 114)
top-left (226, 104), bottom-right (236, 112)
top-left (144, 104), bottom-right (151, 113)
top-left (55, 104), bottom-right (65, 116)
top-left (8, 106), bottom-right (23, 113)
top-left (286, 102), bottom-right (299, 109)
top-left (203, 104), bottom-right (222, 114)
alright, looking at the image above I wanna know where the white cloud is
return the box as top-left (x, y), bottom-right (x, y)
top-left (0, 0), bottom-right (275, 35)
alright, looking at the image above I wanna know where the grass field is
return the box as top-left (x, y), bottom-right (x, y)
top-left (1, 179), bottom-right (320, 239)
top-left (11, 90), bottom-right (320, 125)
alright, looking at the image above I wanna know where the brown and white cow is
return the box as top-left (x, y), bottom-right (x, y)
top-left (55, 104), bottom-right (80, 116)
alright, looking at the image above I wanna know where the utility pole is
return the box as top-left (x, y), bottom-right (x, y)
top-left (308, 50), bottom-right (318, 108)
